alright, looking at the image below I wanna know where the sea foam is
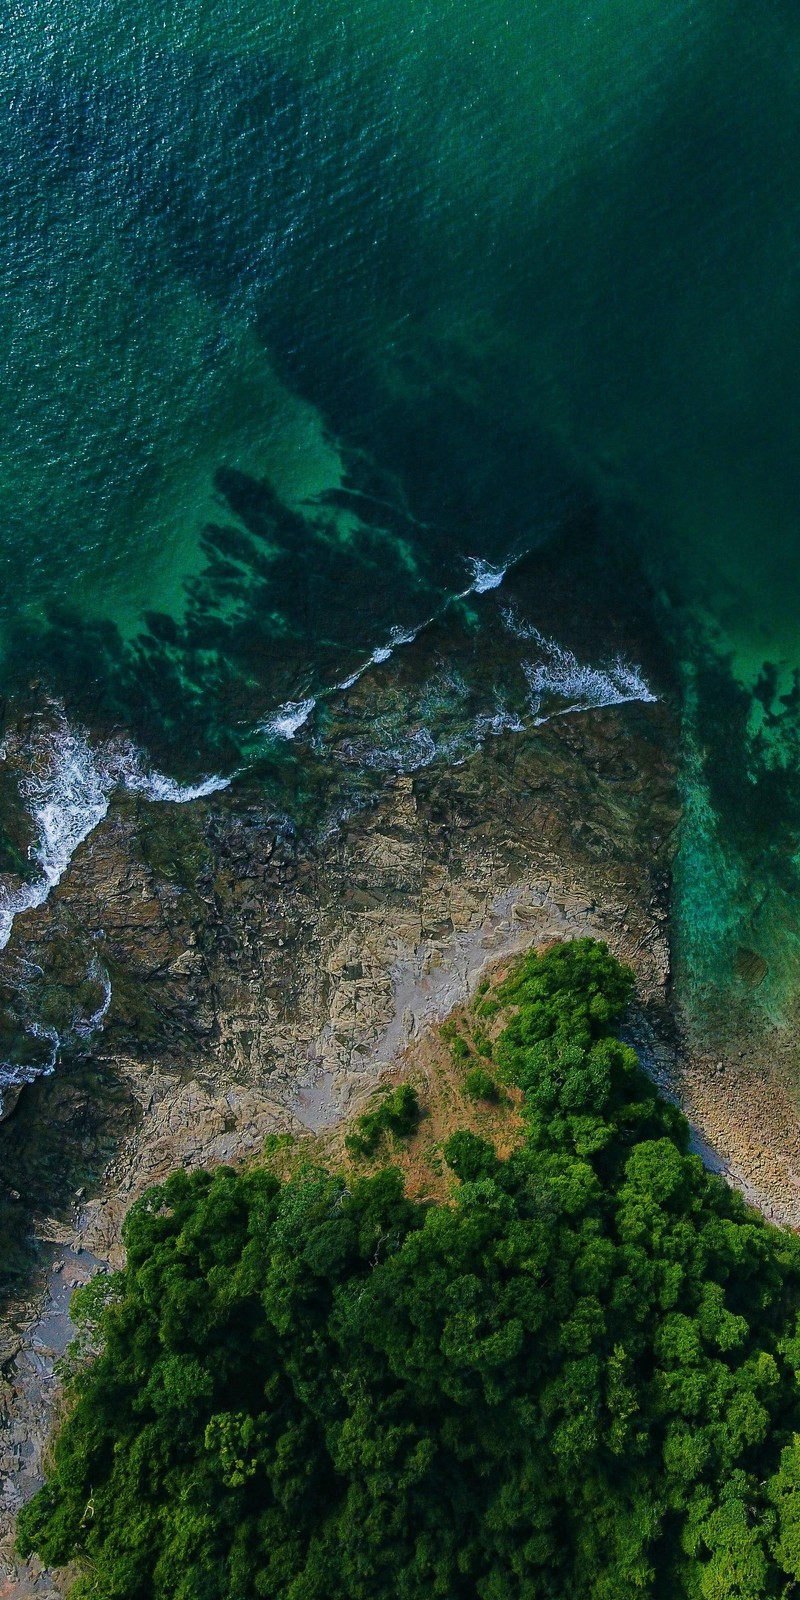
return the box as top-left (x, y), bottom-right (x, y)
top-left (503, 611), bottom-right (657, 723)
top-left (261, 698), bottom-right (317, 740)
top-left (337, 625), bottom-right (423, 692)
top-left (73, 955), bottom-right (113, 1039)
top-left (0, 953), bottom-right (114, 1111)
top-left (463, 558), bottom-right (508, 595)
top-left (0, 715), bottom-right (229, 952)
top-left (0, 1020), bottom-right (61, 1112)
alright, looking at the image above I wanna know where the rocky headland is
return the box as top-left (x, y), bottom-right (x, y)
top-left (0, 674), bottom-right (799, 1595)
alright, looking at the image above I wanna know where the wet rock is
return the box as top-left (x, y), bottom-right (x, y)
top-left (735, 946), bottom-right (769, 988)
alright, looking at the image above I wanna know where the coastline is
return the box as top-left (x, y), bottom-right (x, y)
top-left (2, 689), bottom-right (800, 1591)
top-left (0, 691), bottom-right (676, 1589)
top-left (1, 915), bottom-right (669, 1598)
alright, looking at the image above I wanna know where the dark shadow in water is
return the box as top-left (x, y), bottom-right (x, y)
top-left (0, 33), bottom-right (643, 782)
top-left (2, 322), bottom-right (605, 790)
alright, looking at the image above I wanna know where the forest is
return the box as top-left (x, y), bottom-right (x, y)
top-left (18, 940), bottom-right (800, 1599)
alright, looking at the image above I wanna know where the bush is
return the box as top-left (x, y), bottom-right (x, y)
top-left (463, 1065), bottom-right (499, 1101)
top-left (263, 1133), bottom-right (294, 1157)
top-left (475, 996), bottom-right (500, 1018)
top-left (344, 1083), bottom-right (420, 1158)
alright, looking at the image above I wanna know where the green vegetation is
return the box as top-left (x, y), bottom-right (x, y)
top-left (262, 1134), bottom-right (295, 1159)
top-left (475, 994), bottom-right (500, 1019)
top-left (18, 940), bottom-right (800, 1599)
top-left (343, 1083), bottom-right (420, 1159)
top-left (463, 1065), bottom-right (499, 1101)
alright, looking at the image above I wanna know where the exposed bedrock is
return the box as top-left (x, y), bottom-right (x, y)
top-left (1, 689), bottom-right (796, 1591)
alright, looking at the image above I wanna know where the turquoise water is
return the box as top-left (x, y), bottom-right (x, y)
top-left (2, 0), bottom-right (800, 1033)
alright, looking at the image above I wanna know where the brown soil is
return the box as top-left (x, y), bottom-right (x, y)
top-left (268, 956), bottom-right (527, 1206)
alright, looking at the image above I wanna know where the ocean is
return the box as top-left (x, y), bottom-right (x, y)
top-left (1, 0), bottom-right (800, 1090)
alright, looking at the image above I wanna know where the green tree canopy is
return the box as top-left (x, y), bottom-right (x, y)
top-left (18, 940), bottom-right (800, 1599)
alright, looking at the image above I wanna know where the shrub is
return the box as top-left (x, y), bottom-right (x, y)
top-left (475, 997), bottom-right (500, 1018)
top-left (344, 1083), bottom-right (421, 1158)
top-left (463, 1065), bottom-right (499, 1101)
top-left (263, 1132), bottom-right (294, 1157)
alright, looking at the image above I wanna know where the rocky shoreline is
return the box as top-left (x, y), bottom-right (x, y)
top-left (1, 685), bottom-right (799, 1595)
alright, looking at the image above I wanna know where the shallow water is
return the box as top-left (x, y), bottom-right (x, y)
top-left (1, 0), bottom-right (799, 1048)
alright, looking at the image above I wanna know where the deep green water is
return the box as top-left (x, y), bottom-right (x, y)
top-left (2, 0), bottom-right (800, 1037)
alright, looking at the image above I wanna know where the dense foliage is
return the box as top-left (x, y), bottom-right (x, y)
top-left (18, 941), bottom-right (800, 1599)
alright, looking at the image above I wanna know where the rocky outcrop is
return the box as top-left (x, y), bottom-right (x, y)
top-left (7, 662), bottom-right (800, 1596)
top-left (0, 694), bottom-right (678, 1590)
top-left (14, 702), bottom-right (676, 1193)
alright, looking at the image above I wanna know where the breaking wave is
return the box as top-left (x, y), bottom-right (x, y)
top-left (261, 698), bottom-right (317, 741)
top-left (0, 602), bottom-right (658, 1112)
top-left (261, 557), bottom-right (511, 741)
top-left (504, 612), bottom-right (657, 723)
top-left (261, 624), bottom-right (427, 741)
top-left (73, 955), bottom-right (113, 1039)
top-left (0, 947), bottom-right (115, 1111)
top-left (337, 625), bottom-right (422, 692)
top-left (463, 558), bottom-right (508, 595)
top-left (0, 1020), bottom-right (61, 1116)
top-left (0, 714), bottom-right (229, 951)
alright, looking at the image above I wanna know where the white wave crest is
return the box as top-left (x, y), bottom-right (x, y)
top-left (119, 764), bottom-right (229, 803)
top-left (337, 625), bottom-right (422, 692)
top-left (369, 625), bottom-right (419, 667)
top-left (508, 618), bottom-right (657, 723)
top-left (0, 951), bottom-right (114, 1111)
top-left (0, 1020), bottom-right (60, 1113)
top-left (267, 557), bottom-right (510, 741)
top-left (27, 1021), bottom-right (60, 1069)
top-left (336, 669), bottom-right (365, 693)
top-left (0, 715), bottom-right (229, 951)
top-left (464, 558), bottom-right (508, 595)
top-left (473, 706), bottom-right (526, 738)
top-left (261, 698), bottom-right (316, 740)
top-left (73, 955), bottom-right (113, 1039)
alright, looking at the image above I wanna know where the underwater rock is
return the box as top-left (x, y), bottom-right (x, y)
top-left (735, 945), bottom-right (769, 987)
